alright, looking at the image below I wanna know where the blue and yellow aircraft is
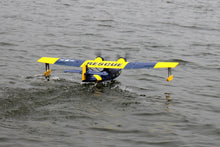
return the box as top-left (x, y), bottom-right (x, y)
top-left (38, 56), bottom-right (179, 82)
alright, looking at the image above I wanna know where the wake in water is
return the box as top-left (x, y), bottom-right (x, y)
top-left (0, 75), bottom-right (140, 120)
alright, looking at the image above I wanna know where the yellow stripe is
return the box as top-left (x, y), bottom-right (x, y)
top-left (81, 60), bottom-right (129, 69)
top-left (154, 62), bottom-right (179, 68)
top-left (38, 57), bottom-right (60, 64)
top-left (93, 74), bottom-right (102, 81)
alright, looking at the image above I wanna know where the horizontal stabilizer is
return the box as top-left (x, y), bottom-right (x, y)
top-left (64, 70), bottom-right (108, 76)
top-left (64, 70), bottom-right (82, 73)
top-left (86, 71), bottom-right (108, 76)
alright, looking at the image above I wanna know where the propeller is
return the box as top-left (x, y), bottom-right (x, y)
top-left (95, 50), bottom-right (102, 57)
top-left (125, 52), bottom-right (130, 60)
top-left (115, 52), bottom-right (130, 61)
top-left (95, 50), bottom-right (111, 61)
top-left (95, 50), bottom-right (130, 61)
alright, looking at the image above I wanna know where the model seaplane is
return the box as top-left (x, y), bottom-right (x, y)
top-left (37, 56), bottom-right (179, 82)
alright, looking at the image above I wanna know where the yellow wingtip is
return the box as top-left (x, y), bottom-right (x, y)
top-left (38, 57), bottom-right (60, 64)
top-left (154, 62), bottom-right (179, 68)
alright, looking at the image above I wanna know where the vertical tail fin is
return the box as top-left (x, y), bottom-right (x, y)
top-left (82, 63), bottom-right (87, 81)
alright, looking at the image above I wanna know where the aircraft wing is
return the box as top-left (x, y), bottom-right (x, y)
top-left (38, 57), bottom-right (129, 69)
top-left (38, 57), bottom-right (179, 69)
top-left (124, 62), bottom-right (179, 81)
top-left (38, 57), bottom-right (85, 67)
top-left (38, 57), bottom-right (179, 82)
top-left (124, 62), bottom-right (179, 69)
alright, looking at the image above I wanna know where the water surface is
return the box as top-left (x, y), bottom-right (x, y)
top-left (0, 0), bottom-right (220, 146)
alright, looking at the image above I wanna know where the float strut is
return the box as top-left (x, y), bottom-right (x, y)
top-left (44, 63), bottom-right (51, 81)
top-left (167, 68), bottom-right (173, 82)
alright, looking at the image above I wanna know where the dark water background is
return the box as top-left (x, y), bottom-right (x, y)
top-left (1, 0), bottom-right (220, 146)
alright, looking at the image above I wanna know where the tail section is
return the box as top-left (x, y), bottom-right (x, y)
top-left (82, 63), bottom-right (87, 81)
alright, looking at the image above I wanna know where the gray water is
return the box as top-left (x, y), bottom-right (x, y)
top-left (1, 0), bottom-right (220, 146)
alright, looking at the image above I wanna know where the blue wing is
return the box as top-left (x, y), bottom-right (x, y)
top-left (124, 62), bottom-right (179, 69)
top-left (124, 62), bottom-right (157, 69)
top-left (55, 58), bottom-right (85, 67)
